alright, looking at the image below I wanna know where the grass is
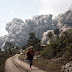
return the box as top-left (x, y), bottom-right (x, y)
top-left (0, 52), bottom-right (14, 72)
top-left (18, 49), bottom-right (63, 72)
top-left (19, 54), bottom-right (62, 72)
top-left (0, 58), bottom-right (6, 72)
top-left (33, 59), bottom-right (62, 72)
top-left (0, 53), bottom-right (7, 72)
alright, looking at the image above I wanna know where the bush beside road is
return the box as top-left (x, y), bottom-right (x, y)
top-left (19, 53), bottom-right (63, 72)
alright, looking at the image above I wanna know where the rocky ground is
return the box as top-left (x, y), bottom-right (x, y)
top-left (61, 61), bottom-right (72, 72)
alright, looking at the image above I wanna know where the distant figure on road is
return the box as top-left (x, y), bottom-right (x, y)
top-left (26, 46), bottom-right (34, 68)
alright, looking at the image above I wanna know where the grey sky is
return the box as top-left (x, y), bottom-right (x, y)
top-left (0, 0), bottom-right (72, 36)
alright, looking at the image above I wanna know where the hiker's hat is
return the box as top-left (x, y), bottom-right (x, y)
top-left (29, 46), bottom-right (33, 49)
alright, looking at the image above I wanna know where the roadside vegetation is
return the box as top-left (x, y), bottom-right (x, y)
top-left (19, 29), bottom-right (72, 72)
top-left (0, 28), bottom-right (71, 72)
top-left (42, 29), bottom-right (72, 61)
top-left (0, 50), bottom-right (11, 72)
top-left (0, 42), bottom-right (20, 72)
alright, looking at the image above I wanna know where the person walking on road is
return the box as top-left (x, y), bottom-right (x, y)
top-left (26, 46), bottom-right (34, 68)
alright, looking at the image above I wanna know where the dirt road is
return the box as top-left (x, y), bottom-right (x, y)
top-left (5, 54), bottom-right (46, 72)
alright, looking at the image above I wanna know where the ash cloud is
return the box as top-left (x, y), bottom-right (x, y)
top-left (1, 5), bottom-right (72, 48)
top-left (41, 30), bottom-right (54, 45)
top-left (53, 5), bottom-right (72, 28)
top-left (69, 4), bottom-right (72, 10)
top-left (3, 14), bottom-right (54, 47)
top-left (53, 5), bottom-right (72, 35)
top-left (42, 5), bottom-right (72, 44)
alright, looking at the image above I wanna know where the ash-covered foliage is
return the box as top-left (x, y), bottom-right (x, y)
top-left (41, 29), bottom-right (72, 60)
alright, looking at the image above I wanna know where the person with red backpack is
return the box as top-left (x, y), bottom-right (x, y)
top-left (26, 46), bottom-right (34, 68)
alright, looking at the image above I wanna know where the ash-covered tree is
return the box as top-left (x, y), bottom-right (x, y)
top-left (48, 32), bottom-right (53, 39)
top-left (27, 32), bottom-right (41, 50)
top-left (54, 29), bottom-right (59, 37)
top-left (0, 48), bottom-right (1, 52)
top-left (22, 45), bottom-right (27, 50)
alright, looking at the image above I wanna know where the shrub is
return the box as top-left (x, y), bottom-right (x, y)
top-left (41, 45), bottom-right (54, 59)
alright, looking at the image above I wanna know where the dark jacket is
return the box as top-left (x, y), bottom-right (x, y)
top-left (27, 50), bottom-right (34, 59)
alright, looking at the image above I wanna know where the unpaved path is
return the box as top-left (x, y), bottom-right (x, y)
top-left (5, 54), bottom-right (46, 72)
